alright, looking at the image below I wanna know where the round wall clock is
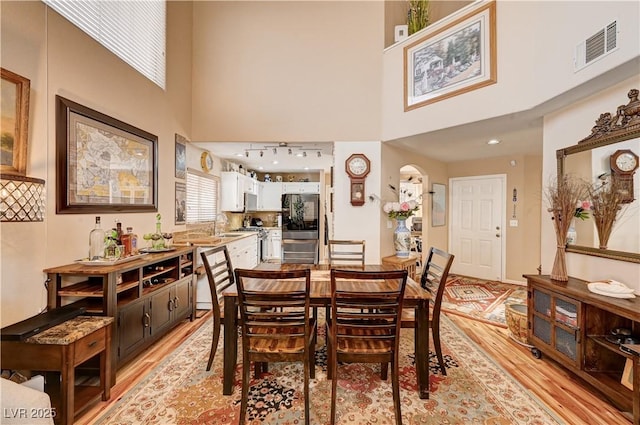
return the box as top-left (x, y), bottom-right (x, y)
top-left (345, 154), bottom-right (370, 206)
top-left (201, 151), bottom-right (213, 173)
top-left (609, 149), bottom-right (638, 203)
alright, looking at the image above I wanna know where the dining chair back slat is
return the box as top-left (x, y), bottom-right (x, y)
top-left (402, 246), bottom-right (455, 375)
top-left (200, 245), bottom-right (235, 371)
top-left (328, 269), bottom-right (407, 425)
top-left (234, 268), bottom-right (316, 425)
top-left (328, 240), bottom-right (365, 267)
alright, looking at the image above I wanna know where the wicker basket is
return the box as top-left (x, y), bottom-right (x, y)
top-left (505, 303), bottom-right (530, 346)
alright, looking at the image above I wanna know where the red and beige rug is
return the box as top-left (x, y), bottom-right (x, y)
top-left (95, 313), bottom-right (561, 424)
top-left (441, 275), bottom-right (527, 328)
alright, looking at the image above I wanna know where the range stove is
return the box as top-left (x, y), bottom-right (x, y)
top-left (233, 226), bottom-right (268, 240)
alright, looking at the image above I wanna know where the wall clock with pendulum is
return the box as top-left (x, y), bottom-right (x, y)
top-left (610, 149), bottom-right (638, 203)
top-left (345, 153), bottom-right (370, 206)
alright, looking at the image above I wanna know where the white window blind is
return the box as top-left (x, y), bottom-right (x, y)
top-left (44, 0), bottom-right (166, 89)
top-left (186, 169), bottom-right (219, 223)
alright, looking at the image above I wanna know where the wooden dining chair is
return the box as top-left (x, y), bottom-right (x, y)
top-left (400, 246), bottom-right (454, 375)
top-left (200, 245), bottom-right (236, 372)
top-left (234, 268), bottom-right (316, 425)
top-left (327, 269), bottom-right (408, 425)
top-left (328, 240), bottom-right (365, 267)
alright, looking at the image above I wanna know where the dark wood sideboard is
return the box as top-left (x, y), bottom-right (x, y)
top-left (45, 247), bottom-right (197, 383)
top-left (524, 274), bottom-right (640, 425)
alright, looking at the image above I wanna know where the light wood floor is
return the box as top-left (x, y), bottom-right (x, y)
top-left (75, 310), bottom-right (632, 425)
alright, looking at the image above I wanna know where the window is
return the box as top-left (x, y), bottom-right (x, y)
top-left (44, 0), bottom-right (166, 89)
top-left (186, 169), bottom-right (219, 223)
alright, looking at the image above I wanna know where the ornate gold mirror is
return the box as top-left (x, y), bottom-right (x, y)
top-left (557, 88), bottom-right (640, 263)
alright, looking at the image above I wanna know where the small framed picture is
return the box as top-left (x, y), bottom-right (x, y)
top-left (175, 134), bottom-right (187, 179)
top-left (175, 181), bottom-right (186, 225)
top-left (431, 183), bottom-right (446, 227)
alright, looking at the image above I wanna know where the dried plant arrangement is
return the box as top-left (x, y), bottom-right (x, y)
top-left (545, 175), bottom-right (588, 281)
top-left (586, 178), bottom-right (628, 249)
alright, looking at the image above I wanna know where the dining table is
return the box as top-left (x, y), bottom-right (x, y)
top-left (221, 263), bottom-right (432, 399)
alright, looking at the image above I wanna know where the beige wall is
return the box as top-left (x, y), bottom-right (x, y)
top-left (542, 75), bottom-right (640, 294)
top-left (382, 1), bottom-right (640, 143)
top-left (0, 1), bottom-right (194, 326)
top-left (191, 1), bottom-right (384, 143)
top-left (448, 155), bottom-right (542, 283)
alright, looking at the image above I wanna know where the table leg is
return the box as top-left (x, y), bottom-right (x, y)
top-left (633, 354), bottom-right (639, 425)
top-left (223, 296), bottom-right (238, 395)
top-left (61, 346), bottom-right (74, 425)
top-left (415, 300), bottom-right (430, 399)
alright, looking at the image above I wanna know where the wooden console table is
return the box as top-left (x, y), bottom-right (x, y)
top-left (1, 316), bottom-right (113, 425)
top-left (381, 254), bottom-right (420, 280)
top-left (525, 274), bottom-right (639, 425)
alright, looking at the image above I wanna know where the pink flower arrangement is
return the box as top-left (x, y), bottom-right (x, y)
top-left (383, 200), bottom-right (420, 220)
top-left (575, 200), bottom-right (591, 220)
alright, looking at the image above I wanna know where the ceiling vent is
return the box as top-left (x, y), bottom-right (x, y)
top-left (575, 21), bottom-right (618, 71)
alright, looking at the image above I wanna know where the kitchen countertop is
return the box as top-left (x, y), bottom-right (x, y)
top-left (173, 231), bottom-right (257, 247)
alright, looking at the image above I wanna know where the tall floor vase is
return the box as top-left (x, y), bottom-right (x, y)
top-left (394, 218), bottom-right (411, 257)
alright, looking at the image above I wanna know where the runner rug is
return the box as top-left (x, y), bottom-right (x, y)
top-left (442, 275), bottom-right (527, 328)
top-left (95, 314), bottom-right (562, 424)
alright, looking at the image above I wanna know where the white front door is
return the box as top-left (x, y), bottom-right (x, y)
top-left (450, 175), bottom-right (505, 281)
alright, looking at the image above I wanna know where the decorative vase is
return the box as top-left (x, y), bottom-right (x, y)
top-left (394, 218), bottom-right (412, 257)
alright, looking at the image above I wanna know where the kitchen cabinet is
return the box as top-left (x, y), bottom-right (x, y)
top-left (227, 234), bottom-right (259, 269)
top-left (45, 247), bottom-right (196, 382)
top-left (221, 172), bottom-right (245, 212)
top-left (221, 171), bottom-right (259, 211)
top-left (282, 182), bottom-right (320, 194)
top-left (258, 182), bottom-right (283, 211)
top-left (525, 274), bottom-right (640, 421)
top-left (264, 229), bottom-right (282, 260)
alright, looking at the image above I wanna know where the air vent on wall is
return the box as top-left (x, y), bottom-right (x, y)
top-left (575, 21), bottom-right (618, 71)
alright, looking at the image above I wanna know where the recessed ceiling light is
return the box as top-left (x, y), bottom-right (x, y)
top-left (304, 167), bottom-right (309, 170)
top-left (258, 166), bottom-right (264, 170)
top-left (272, 160), bottom-right (278, 165)
top-left (236, 153), bottom-right (244, 157)
top-left (296, 153), bottom-right (303, 157)
top-left (488, 139), bottom-right (500, 145)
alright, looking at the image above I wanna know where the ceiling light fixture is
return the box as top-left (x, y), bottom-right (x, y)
top-left (317, 151), bottom-right (321, 158)
top-left (259, 151), bottom-right (264, 157)
top-left (303, 151), bottom-right (307, 157)
top-left (488, 139), bottom-right (500, 145)
top-left (288, 148), bottom-right (292, 155)
top-left (272, 148), bottom-right (277, 154)
top-left (245, 151), bottom-right (249, 157)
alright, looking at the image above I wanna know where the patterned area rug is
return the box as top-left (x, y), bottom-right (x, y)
top-left (442, 275), bottom-right (527, 328)
top-left (95, 314), bottom-right (561, 424)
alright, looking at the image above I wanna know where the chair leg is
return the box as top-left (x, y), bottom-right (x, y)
top-left (432, 324), bottom-right (446, 375)
top-left (330, 356), bottom-right (338, 425)
top-left (309, 344), bottom-right (316, 379)
top-left (240, 356), bottom-right (251, 424)
top-left (207, 318), bottom-right (221, 371)
top-left (381, 362), bottom-right (389, 380)
top-left (391, 357), bottom-right (402, 425)
top-left (327, 332), bottom-right (333, 380)
top-left (304, 352), bottom-right (310, 425)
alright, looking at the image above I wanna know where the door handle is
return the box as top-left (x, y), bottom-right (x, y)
top-left (496, 233), bottom-right (501, 238)
top-left (143, 313), bottom-right (150, 327)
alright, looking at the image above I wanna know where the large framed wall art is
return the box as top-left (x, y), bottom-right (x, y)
top-left (56, 95), bottom-right (158, 213)
top-left (1, 68), bottom-right (30, 175)
top-left (404, 1), bottom-right (496, 111)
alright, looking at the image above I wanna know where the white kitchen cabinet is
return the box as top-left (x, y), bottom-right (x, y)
top-left (258, 182), bottom-right (283, 211)
top-left (244, 175), bottom-right (258, 194)
top-left (220, 172), bottom-right (245, 212)
top-left (282, 182), bottom-right (320, 194)
top-left (264, 229), bottom-right (282, 260)
top-left (227, 234), bottom-right (258, 269)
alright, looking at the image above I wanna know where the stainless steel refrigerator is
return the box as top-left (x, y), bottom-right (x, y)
top-left (281, 193), bottom-right (319, 264)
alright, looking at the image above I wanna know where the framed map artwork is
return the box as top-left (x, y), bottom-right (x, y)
top-left (55, 95), bottom-right (158, 213)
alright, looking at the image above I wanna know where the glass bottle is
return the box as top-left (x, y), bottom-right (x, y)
top-left (151, 214), bottom-right (165, 250)
top-left (104, 230), bottom-right (121, 260)
top-left (115, 221), bottom-right (123, 245)
top-left (128, 227), bottom-right (139, 255)
top-left (89, 216), bottom-right (105, 261)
